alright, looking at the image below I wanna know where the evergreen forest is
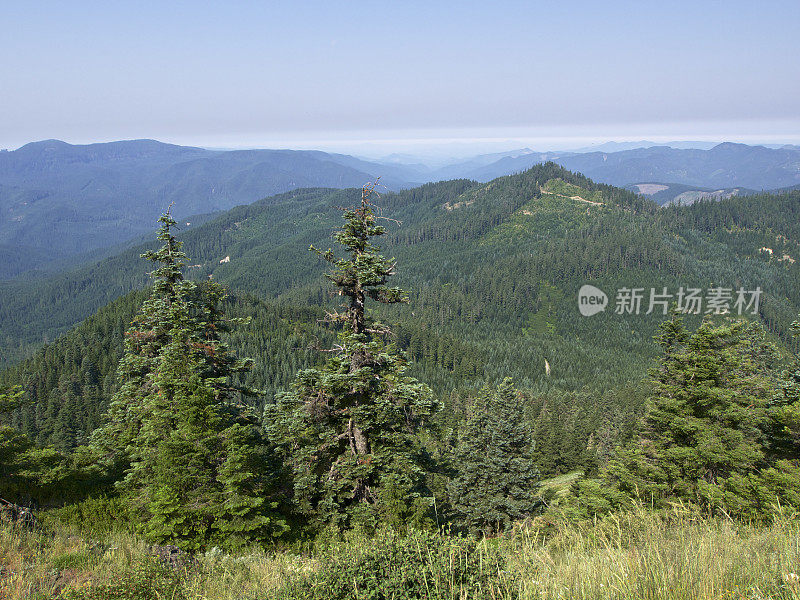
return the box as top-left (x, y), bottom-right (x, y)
top-left (1, 164), bottom-right (799, 599)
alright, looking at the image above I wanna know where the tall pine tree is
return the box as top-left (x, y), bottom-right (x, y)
top-left (448, 378), bottom-right (541, 535)
top-left (91, 212), bottom-right (189, 470)
top-left (92, 211), bottom-right (286, 551)
top-left (570, 316), bottom-right (792, 519)
top-left (267, 183), bottom-right (439, 532)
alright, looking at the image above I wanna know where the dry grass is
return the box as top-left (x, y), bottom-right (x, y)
top-left (508, 504), bottom-right (800, 599)
top-left (0, 521), bottom-right (308, 600)
top-left (1, 504), bottom-right (798, 599)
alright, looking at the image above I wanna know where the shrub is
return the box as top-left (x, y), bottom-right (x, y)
top-left (39, 496), bottom-right (138, 535)
top-left (59, 557), bottom-right (187, 600)
top-left (276, 528), bottom-right (518, 600)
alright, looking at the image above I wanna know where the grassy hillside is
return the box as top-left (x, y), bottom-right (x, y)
top-left (3, 505), bottom-right (798, 599)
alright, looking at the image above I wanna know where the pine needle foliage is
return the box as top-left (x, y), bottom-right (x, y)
top-left (267, 183), bottom-right (439, 532)
top-left (448, 378), bottom-right (542, 535)
top-left (91, 211), bottom-right (286, 551)
top-left (0, 385), bottom-right (64, 501)
top-left (570, 316), bottom-right (800, 519)
top-left (777, 314), bottom-right (800, 450)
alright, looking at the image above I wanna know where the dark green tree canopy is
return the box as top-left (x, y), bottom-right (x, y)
top-left (448, 378), bottom-right (542, 535)
top-left (0, 385), bottom-right (65, 502)
top-left (570, 316), bottom-right (800, 520)
top-left (777, 314), bottom-right (800, 450)
top-left (268, 183), bottom-right (439, 531)
top-left (91, 211), bottom-right (286, 551)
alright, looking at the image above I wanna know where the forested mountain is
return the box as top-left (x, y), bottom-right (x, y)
top-left (557, 143), bottom-right (800, 189)
top-left (0, 140), bottom-right (417, 277)
top-left (3, 164), bottom-right (800, 368)
top-left (4, 139), bottom-right (799, 281)
top-left (1, 163), bottom-right (799, 595)
top-left (2, 165), bottom-right (799, 482)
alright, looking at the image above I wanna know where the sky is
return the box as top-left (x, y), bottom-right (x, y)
top-left (2, 0), bottom-right (799, 156)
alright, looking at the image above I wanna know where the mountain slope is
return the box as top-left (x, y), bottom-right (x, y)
top-left (5, 139), bottom-right (800, 280)
top-left (3, 163), bottom-right (798, 373)
top-left (0, 140), bottom-right (415, 277)
top-left (3, 164), bottom-right (800, 457)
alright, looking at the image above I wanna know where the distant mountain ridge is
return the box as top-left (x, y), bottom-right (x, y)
top-left (556, 143), bottom-right (800, 190)
top-left (568, 140), bottom-right (720, 152)
top-left (450, 143), bottom-right (800, 189)
top-left (3, 138), bottom-right (800, 279)
top-left (623, 182), bottom-right (757, 206)
top-left (0, 139), bottom-right (418, 278)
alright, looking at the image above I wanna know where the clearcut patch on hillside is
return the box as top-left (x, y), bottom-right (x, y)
top-left (541, 178), bottom-right (605, 206)
top-left (480, 179), bottom-right (600, 246)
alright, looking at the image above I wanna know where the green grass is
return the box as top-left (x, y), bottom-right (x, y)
top-left (1, 504), bottom-right (799, 599)
top-left (540, 470), bottom-right (584, 501)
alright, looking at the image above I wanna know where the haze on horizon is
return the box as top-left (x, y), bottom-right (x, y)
top-left (2, 0), bottom-right (799, 156)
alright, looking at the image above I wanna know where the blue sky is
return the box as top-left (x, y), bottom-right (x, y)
top-left (2, 1), bottom-right (799, 154)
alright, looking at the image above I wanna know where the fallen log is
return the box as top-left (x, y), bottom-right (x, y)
top-left (0, 497), bottom-right (37, 528)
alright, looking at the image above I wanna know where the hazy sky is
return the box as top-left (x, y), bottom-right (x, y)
top-left (2, 0), bottom-right (799, 154)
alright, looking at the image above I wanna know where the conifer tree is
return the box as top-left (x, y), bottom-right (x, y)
top-left (778, 314), bottom-right (800, 450)
top-left (92, 211), bottom-right (285, 550)
top-left (92, 212), bottom-right (190, 468)
top-left (636, 319), bottom-right (777, 507)
top-left (731, 313), bottom-right (800, 514)
top-left (0, 386), bottom-right (64, 501)
top-left (0, 386), bottom-right (35, 498)
top-left (570, 316), bottom-right (786, 518)
top-left (448, 379), bottom-right (541, 534)
top-left (267, 183), bottom-right (438, 531)
top-left (709, 314), bottom-right (800, 517)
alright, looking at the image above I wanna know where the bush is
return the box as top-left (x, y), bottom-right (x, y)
top-left (276, 528), bottom-right (518, 600)
top-left (59, 557), bottom-right (187, 600)
top-left (39, 496), bottom-right (138, 535)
